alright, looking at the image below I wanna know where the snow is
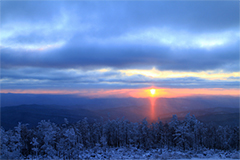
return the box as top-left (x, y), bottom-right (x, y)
top-left (73, 148), bottom-right (239, 159)
top-left (34, 147), bottom-right (239, 159)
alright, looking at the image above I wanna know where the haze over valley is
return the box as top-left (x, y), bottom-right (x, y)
top-left (1, 93), bottom-right (239, 130)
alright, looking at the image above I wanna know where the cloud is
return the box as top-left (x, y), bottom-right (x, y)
top-left (1, 1), bottom-right (239, 71)
top-left (1, 34), bottom-right (239, 72)
top-left (2, 1), bottom-right (238, 44)
top-left (1, 1), bottom-right (239, 92)
top-left (1, 68), bottom-right (239, 90)
top-left (120, 68), bottom-right (240, 80)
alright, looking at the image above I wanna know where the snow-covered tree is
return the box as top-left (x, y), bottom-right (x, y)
top-left (36, 120), bottom-right (59, 158)
top-left (1, 113), bottom-right (239, 159)
top-left (30, 137), bottom-right (39, 157)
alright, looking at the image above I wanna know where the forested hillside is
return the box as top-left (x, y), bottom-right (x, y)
top-left (1, 114), bottom-right (239, 159)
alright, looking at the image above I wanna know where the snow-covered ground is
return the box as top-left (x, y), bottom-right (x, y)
top-left (84, 148), bottom-right (239, 159)
top-left (25, 147), bottom-right (239, 159)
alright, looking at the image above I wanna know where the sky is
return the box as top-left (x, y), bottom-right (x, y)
top-left (1, 1), bottom-right (239, 98)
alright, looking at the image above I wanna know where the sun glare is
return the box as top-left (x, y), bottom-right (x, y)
top-left (150, 89), bottom-right (156, 95)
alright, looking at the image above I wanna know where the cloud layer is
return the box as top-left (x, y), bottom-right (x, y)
top-left (1, 1), bottom-right (239, 94)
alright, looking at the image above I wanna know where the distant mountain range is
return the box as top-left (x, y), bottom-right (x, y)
top-left (1, 93), bottom-right (239, 130)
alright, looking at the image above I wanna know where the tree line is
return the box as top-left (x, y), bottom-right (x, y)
top-left (1, 113), bottom-right (239, 159)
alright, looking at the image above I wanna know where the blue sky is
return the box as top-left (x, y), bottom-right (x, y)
top-left (1, 1), bottom-right (239, 97)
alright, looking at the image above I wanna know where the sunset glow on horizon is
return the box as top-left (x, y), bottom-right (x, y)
top-left (1, 88), bottom-right (239, 99)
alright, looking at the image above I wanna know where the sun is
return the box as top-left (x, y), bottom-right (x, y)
top-left (150, 89), bottom-right (156, 95)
